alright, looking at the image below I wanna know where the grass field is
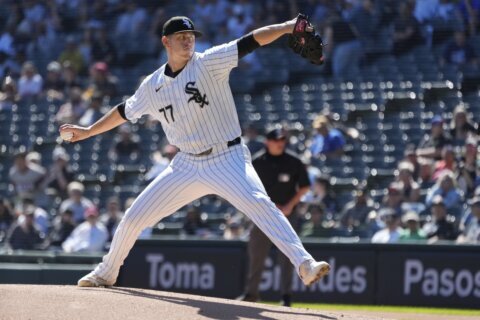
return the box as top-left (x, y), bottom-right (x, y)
top-left (264, 302), bottom-right (480, 317)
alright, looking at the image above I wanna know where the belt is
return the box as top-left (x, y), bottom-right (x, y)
top-left (188, 137), bottom-right (241, 157)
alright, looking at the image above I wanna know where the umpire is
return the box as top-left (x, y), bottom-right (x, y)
top-left (239, 127), bottom-right (311, 306)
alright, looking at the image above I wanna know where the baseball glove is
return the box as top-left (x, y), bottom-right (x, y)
top-left (288, 14), bottom-right (324, 65)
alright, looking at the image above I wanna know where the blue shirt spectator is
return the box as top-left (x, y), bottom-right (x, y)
top-left (443, 31), bottom-right (477, 67)
top-left (310, 115), bottom-right (345, 158)
top-left (426, 170), bottom-right (463, 210)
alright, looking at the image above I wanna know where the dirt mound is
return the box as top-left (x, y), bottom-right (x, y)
top-left (0, 284), bottom-right (393, 320)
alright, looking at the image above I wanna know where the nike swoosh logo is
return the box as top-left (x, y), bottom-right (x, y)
top-left (155, 85), bottom-right (164, 92)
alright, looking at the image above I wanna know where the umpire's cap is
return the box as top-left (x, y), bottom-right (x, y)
top-left (162, 16), bottom-right (203, 37)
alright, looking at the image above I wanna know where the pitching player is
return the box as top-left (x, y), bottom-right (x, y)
top-left (60, 15), bottom-right (330, 288)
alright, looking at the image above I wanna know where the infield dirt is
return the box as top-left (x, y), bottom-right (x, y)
top-left (0, 285), bottom-right (473, 320)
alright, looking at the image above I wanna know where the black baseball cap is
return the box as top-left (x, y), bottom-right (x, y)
top-left (162, 16), bottom-right (203, 37)
top-left (266, 128), bottom-right (286, 140)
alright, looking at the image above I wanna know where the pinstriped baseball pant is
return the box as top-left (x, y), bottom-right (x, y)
top-left (94, 143), bottom-right (313, 283)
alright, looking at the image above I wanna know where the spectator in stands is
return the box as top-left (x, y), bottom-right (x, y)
top-left (182, 206), bottom-right (209, 237)
top-left (62, 61), bottom-right (82, 91)
top-left (6, 209), bottom-right (43, 250)
top-left (399, 211), bottom-right (427, 242)
top-left (404, 145), bottom-right (421, 180)
top-left (62, 206), bottom-right (108, 253)
top-left (339, 187), bottom-right (376, 230)
top-left (0, 197), bottom-right (14, 243)
top-left (416, 115), bottom-right (452, 160)
top-left (300, 204), bottom-right (330, 238)
top-left (323, 14), bottom-right (361, 78)
top-left (78, 29), bottom-right (93, 68)
top-left (371, 208), bottom-right (402, 243)
top-left (393, 1), bottom-right (423, 55)
top-left (418, 157), bottom-right (435, 189)
top-left (210, 0), bottom-right (231, 29)
top-left (100, 196), bottom-right (124, 241)
top-left (144, 144), bottom-right (178, 182)
top-left (59, 181), bottom-right (94, 224)
top-left (457, 136), bottom-right (478, 197)
top-left (190, 0), bottom-right (214, 33)
top-left (0, 49), bottom-right (18, 81)
top-left (109, 124), bottom-right (141, 165)
top-left (115, 1), bottom-right (148, 41)
top-left (310, 115), bottom-right (345, 158)
top-left (457, 196), bottom-right (480, 244)
top-left (302, 174), bottom-right (338, 219)
top-left (426, 170), bottom-right (463, 209)
top-left (26, 151), bottom-right (43, 167)
top-left (18, 61), bottom-right (43, 100)
top-left (91, 27), bottom-right (117, 66)
top-left (59, 36), bottom-right (84, 74)
top-left (432, 145), bottom-right (457, 180)
top-left (348, 0), bottom-right (381, 58)
top-left (0, 25), bottom-right (16, 64)
top-left (380, 183), bottom-right (405, 217)
top-left (43, 61), bottom-right (65, 99)
top-left (42, 146), bottom-right (74, 198)
top-left (396, 161), bottom-right (421, 203)
top-left (9, 150), bottom-right (46, 204)
top-left (442, 30), bottom-right (478, 68)
top-left (458, 0), bottom-right (480, 35)
top-left (78, 91), bottom-right (104, 127)
top-left (46, 209), bottom-right (75, 248)
top-left (0, 76), bottom-right (18, 111)
top-left (19, 196), bottom-right (49, 235)
top-left (449, 105), bottom-right (477, 142)
top-left (223, 215), bottom-right (247, 240)
top-left (55, 87), bottom-right (87, 125)
top-left (423, 195), bottom-right (459, 241)
top-left (243, 124), bottom-right (264, 155)
top-left (83, 62), bottom-right (117, 100)
top-left (227, 6), bottom-right (254, 39)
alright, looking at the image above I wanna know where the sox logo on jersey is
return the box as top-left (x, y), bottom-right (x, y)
top-left (185, 81), bottom-right (209, 108)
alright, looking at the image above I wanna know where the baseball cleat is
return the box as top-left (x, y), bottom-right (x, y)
top-left (77, 272), bottom-right (114, 287)
top-left (299, 260), bottom-right (330, 286)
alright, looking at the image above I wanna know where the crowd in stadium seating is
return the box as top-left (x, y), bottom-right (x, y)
top-left (1, 0), bottom-right (480, 252)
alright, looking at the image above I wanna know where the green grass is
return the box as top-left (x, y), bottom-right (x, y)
top-left (263, 302), bottom-right (480, 317)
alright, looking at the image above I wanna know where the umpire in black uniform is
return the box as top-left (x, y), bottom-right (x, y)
top-left (239, 127), bottom-right (311, 306)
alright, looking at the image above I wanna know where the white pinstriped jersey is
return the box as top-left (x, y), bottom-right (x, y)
top-left (124, 40), bottom-right (242, 154)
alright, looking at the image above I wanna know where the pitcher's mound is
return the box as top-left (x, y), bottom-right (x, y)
top-left (0, 284), bottom-right (391, 320)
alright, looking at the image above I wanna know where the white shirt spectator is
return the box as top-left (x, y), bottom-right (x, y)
top-left (62, 221), bottom-right (108, 253)
top-left (371, 227), bottom-right (402, 243)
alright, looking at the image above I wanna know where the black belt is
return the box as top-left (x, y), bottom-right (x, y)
top-left (189, 137), bottom-right (241, 157)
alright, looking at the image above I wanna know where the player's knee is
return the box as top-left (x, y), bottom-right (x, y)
top-left (252, 191), bottom-right (276, 209)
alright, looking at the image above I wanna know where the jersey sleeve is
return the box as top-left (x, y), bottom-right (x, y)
top-left (124, 76), bottom-right (153, 121)
top-left (198, 40), bottom-right (238, 81)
